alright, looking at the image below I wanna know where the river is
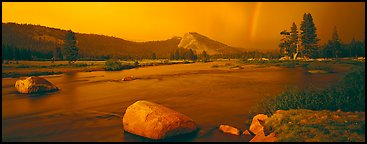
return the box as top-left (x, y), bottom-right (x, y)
top-left (2, 61), bottom-right (348, 142)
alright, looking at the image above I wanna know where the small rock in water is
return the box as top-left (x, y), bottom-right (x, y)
top-left (123, 76), bottom-right (136, 81)
top-left (218, 125), bottom-right (240, 136)
top-left (15, 76), bottom-right (58, 94)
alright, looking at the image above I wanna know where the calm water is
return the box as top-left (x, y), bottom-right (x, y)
top-left (2, 61), bottom-right (347, 142)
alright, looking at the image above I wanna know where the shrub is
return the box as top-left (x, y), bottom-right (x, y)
top-left (211, 64), bottom-right (219, 68)
top-left (73, 63), bottom-right (88, 67)
top-left (280, 61), bottom-right (297, 68)
top-left (134, 60), bottom-right (140, 67)
top-left (105, 59), bottom-right (123, 71)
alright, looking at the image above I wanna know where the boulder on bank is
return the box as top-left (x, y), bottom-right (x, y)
top-left (122, 100), bottom-right (198, 140)
top-left (247, 114), bottom-right (277, 142)
top-left (219, 125), bottom-right (240, 135)
top-left (123, 76), bottom-right (136, 81)
top-left (249, 114), bottom-right (268, 136)
top-left (15, 76), bottom-right (58, 94)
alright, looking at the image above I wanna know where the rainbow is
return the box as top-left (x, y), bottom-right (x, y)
top-left (250, 2), bottom-right (262, 42)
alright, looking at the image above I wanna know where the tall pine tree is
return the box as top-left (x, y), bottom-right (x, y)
top-left (289, 22), bottom-right (299, 59)
top-left (330, 26), bottom-right (342, 58)
top-left (64, 30), bottom-right (79, 64)
top-left (300, 13), bottom-right (320, 59)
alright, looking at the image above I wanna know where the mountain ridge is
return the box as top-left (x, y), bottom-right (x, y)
top-left (2, 22), bottom-right (245, 59)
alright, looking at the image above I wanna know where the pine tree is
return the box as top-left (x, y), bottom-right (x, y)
top-left (55, 47), bottom-right (63, 60)
top-left (201, 50), bottom-right (210, 62)
top-left (330, 26), bottom-right (342, 58)
top-left (64, 30), bottom-right (79, 64)
top-left (279, 30), bottom-right (291, 58)
top-left (300, 13), bottom-right (320, 59)
top-left (289, 22), bottom-right (299, 59)
top-left (151, 52), bottom-right (157, 60)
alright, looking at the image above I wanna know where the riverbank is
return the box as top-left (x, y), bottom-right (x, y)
top-left (246, 64), bottom-right (365, 142)
top-left (2, 60), bottom-right (195, 78)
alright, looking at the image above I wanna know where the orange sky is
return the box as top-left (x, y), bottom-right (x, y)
top-left (2, 2), bottom-right (365, 51)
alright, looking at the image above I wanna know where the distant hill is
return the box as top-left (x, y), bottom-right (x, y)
top-left (2, 23), bottom-right (245, 59)
top-left (178, 32), bottom-right (244, 55)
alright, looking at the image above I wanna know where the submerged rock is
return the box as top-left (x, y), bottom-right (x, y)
top-left (308, 70), bottom-right (329, 74)
top-left (15, 76), bottom-right (58, 94)
top-left (122, 100), bottom-right (198, 140)
top-left (123, 76), bottom-right (136, 81)
top-left (218, 125), bottom-right (240, 136)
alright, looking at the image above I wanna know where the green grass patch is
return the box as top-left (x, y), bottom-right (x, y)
top-left (249, 65), bottom-right (365, 117)
top-left (105, 59), bottom-right (136, 71)
top-left (263, 109), bottom-right (365, 142)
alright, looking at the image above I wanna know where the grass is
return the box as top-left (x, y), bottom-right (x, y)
top-left (2, 59), bottom-right (197, 78)
top-left (263, 109), bottom-right (365, 142)
top-left (246, 65), bottom-right (365, 142)
top-left (249, 65), bottom-right (365, 117)
top-left (105, 59), bottom-right (135, 71)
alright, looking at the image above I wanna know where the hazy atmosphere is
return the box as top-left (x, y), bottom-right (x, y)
top-left (2, 2), bottom-right (365, 142)
top-left (2, 2), bottom-right (365, 51)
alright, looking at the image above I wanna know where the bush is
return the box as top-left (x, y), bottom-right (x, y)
top-left (249, 66), bottom-right (365, 116)
top-left (280, 61), bottom-right (297, 68)
top-left (73, 63), bottom-right (88, 67)
top-left (105, 59), bottom-right (123, 71)
top-left (105, 59), bottom-right (136, 71)
top-left (134, 60), bottom-right (140, 67)
top-left (211, 64), bottom-right (219, 68)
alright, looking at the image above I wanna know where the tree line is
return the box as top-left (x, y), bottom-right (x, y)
top-left (279, 13), bottom-right (365, 59)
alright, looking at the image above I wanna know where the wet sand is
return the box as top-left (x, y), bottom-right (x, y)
top-left (2, 61), bottom-right (347, 142)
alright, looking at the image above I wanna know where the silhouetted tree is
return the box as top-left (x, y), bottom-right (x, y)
top-left (200, 50), bottom-right (210, 62)
top-left (55, 47), bottom-right (63, 60)
top-left (64, 30), bottom-right (79, 64)
top-left (300, 13), bottom-right (320, 59)
top-left (151, 52), bottom-right (157, 60)
top-left (279, 30), bottom-right (291, 58)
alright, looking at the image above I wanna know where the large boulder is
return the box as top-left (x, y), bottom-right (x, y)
top-left (15, 76), bottom-right (58, 94)
top-left (122, 100), bottom-right (198, 140)
top-left (219, 124), bottom-right (240, 135)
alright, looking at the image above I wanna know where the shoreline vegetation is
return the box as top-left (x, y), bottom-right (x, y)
top-left (2, 58), bottom-right (364, 78)
top-left (247, 63), bottom-right (365, 142)
top-left (2, 59), bottom-right (197, 78)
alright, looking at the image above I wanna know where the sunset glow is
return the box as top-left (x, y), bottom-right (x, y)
top-left (2, 2), bottom-right (365, 51)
